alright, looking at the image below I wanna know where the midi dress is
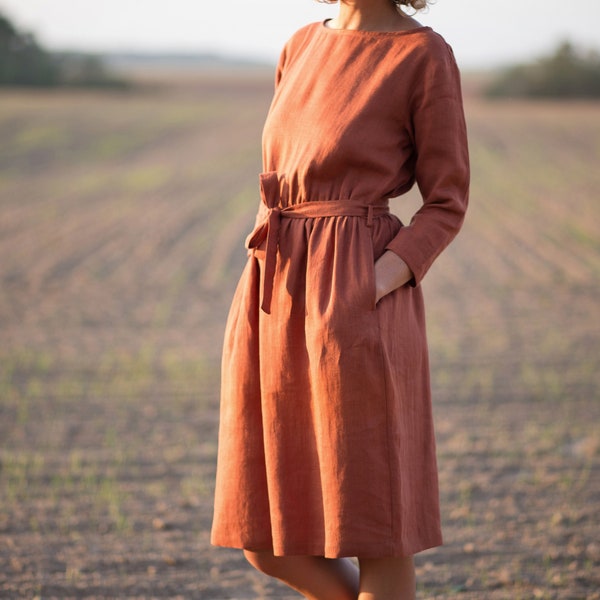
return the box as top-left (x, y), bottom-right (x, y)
top-left (211, 21), bottom-right (470, 559)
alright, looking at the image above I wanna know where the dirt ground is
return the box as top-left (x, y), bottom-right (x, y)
top-left (0, 72), bottom-right (599, 599)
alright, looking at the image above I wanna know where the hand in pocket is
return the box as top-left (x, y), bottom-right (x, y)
top-left (374, 250), bottom-right (413, 304)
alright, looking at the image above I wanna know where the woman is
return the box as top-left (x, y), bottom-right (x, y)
top-left (211, 0), bottom-right (469, 597)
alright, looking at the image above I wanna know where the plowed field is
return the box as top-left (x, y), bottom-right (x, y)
top-left (1, 71), bottom-right (599, 599)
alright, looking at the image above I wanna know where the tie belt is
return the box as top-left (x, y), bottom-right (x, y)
top-left (246, 172), bottom-right (390, 314)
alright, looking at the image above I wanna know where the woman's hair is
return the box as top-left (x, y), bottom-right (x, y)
top-left (401, 0), bottom-right (428, 9)
top-left (392, 0), bottom-right (428, 9)
top-left (318, 0), bottom-right (429, 10)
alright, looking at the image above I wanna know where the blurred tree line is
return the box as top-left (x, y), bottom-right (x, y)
top-left (0, 12), bottom-right (127, 88)
top-left (486, 41), bottom-right (600, 99)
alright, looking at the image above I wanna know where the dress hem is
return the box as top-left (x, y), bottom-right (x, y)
top-left (210, 537), bottom-right (444, 559)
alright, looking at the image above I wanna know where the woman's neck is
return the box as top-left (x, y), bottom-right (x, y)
top-left (329, 0), bottom-right (420, 32)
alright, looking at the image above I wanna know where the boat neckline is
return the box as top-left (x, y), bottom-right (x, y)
top-left (321, 19), bottom-right (432, 36)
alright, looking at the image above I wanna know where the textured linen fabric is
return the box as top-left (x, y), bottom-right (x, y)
top-left (211, 21), bottom-right (470, 558)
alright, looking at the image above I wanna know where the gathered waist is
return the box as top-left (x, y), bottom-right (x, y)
top-left (246, 171), bottom-right (391, 314)
top-left (253, 196), bottom-right (390, 224)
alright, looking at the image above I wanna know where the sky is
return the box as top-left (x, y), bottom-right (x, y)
top-left (1, 0), bottom-right (600, 70)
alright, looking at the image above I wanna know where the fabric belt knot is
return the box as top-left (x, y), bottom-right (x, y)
top-left (245, 171), bottom-right (390, 314)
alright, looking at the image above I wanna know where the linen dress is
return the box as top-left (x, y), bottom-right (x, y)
top-left (211, 21), bottom-right (469, 559)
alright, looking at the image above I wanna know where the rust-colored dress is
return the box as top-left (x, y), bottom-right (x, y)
top-left (211, 21), bottom-right (469, 558)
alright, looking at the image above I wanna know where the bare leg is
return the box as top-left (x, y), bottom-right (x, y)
top-left (244, 550), bottom-right (359, 600)
top-left (358, 555), bottom-right (415, 600)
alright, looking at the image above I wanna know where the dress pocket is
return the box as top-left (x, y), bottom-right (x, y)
top-left (360, 226), bottom-right (378, 312)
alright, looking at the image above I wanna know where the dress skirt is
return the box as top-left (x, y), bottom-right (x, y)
top-left (211, 175), bottom-right (443, 559)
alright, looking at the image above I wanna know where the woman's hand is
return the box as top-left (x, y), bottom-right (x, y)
top-left (374, 250), bottom-right (413, 304)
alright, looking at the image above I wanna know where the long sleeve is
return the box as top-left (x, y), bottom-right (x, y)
top-left (385, 44), bottom-right (470, 285)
